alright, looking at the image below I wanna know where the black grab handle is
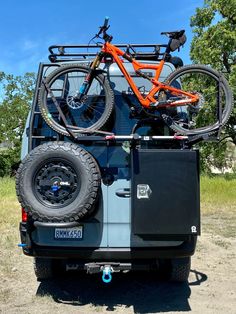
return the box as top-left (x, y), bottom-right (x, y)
top-left (116, 188), bottom-right (131, 198)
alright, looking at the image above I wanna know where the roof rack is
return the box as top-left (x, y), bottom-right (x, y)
top-left (48, 44), bottom-right (168, 63)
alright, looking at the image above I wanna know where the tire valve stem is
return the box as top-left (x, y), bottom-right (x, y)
top-left (102, 265), bottom-right (113, 283)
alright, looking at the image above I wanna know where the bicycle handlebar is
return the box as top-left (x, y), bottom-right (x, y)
top-left (97, 17), bottom-right (110, 36)
top-left (103, 16), bottom-right (109, 28)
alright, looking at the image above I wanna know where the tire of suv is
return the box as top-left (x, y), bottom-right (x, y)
top-left (170, 257), bottom-right (191, 282)
top-left (16, 142), bottom-right (101, 222)
top-left (159, 257), bottom-right (191, 282)
top-left (34, 257), bottom-right (53, 280)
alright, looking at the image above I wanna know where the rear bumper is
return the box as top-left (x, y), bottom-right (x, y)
top-left (20, 223), bottom-right (197, 260)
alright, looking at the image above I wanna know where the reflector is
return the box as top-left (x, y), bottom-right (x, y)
top-left (21, 208), bottom-right (28, 222)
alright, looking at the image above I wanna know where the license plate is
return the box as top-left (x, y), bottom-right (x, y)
top-left (54, 226), bottom-right (83, 240)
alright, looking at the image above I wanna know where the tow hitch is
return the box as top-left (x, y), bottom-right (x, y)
top-left (82, 262), bottom-right (132, 283)
top-left (102, 265), bottom-right (113, 283)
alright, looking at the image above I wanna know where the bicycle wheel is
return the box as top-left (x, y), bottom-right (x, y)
top-left (38, 64), bottom-right (114, 136)
top-left (163, 65), bottom-right (233, 136)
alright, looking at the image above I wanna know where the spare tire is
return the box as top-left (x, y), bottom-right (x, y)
top-left (16, 142), bottom-right (101, 222)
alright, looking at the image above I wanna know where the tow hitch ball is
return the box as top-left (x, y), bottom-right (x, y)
top-left (102, 265), bottom-right (113, 283)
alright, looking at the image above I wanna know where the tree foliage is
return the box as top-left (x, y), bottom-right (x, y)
top-left (190, 0), bottom-right (236, 171)
top-left (0, 72), bottom-right (36, 176)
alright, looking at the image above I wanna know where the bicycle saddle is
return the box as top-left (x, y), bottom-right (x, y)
top-left (161, 30), bottom-right (185, 39)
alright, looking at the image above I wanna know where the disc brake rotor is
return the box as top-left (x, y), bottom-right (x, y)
top-left (66, 93), bottom-right (88, 109)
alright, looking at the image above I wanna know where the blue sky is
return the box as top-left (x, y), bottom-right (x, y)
top-left (0, 0), bottom-right (204, 76)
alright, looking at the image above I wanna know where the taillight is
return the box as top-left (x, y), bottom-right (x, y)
top-left (21, 208), bottom-right (28, 222)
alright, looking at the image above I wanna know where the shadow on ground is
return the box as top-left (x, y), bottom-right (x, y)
top-left (36, 269), bottom-right (207, 313)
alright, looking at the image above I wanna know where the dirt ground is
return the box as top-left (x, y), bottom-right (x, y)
top-left (0, 220), bottom-right (235, 314)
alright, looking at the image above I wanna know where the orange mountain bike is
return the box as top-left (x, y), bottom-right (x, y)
top-left (39, 18), bottom-right (233, 137)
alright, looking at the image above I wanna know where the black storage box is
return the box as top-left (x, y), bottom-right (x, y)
top-left (131, 149), bottom-right (200, 236)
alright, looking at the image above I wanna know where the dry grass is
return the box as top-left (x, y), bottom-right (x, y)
top-left (201, 176), bottom-right (236, 213)
top-left (0, 177), bottom-right (20, 225)
top-left (0, 177), bottom-right (21, 278)
top-left (200, 176), bottom-right (236, 237)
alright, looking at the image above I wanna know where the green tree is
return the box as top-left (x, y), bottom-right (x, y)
top-left (190, 0), bottom-right (236, 171)
top-left (0, 72), bottom-right (36, 176)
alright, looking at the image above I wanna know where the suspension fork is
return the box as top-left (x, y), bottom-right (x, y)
top-left (77, 52), bottom-right (103, 99)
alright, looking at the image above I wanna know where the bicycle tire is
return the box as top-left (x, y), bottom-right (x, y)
top-left (163, 64), bottom-right (233, 136)
top-left (38, 64), bottom-right (114, 136)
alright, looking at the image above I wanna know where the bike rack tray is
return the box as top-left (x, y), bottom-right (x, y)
top-left (73, 134), bottom-right (188, 142)
top-left (70, 133), bottom-right (216, 149)
top-left (72, 133), bottom-right (209, 147)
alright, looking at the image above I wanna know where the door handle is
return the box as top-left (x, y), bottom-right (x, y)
top-left (115, 188), bottom-right (131, 198)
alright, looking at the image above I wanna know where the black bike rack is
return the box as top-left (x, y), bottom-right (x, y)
top-left (48, 44), bottom-right (168, 63)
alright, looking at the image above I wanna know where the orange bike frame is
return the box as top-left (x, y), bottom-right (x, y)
top-left (101, 42), bottom-right (198, 108)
